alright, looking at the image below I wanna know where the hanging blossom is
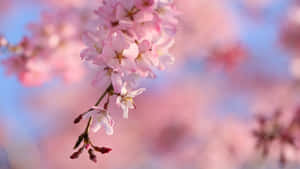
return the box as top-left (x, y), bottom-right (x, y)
top-left (116, 83), bottom-right (146, 119)
top-left (72, 0), bottom-right (179, 162)
top-left (0, 9), bottom-right (88, 86)
top-left (80, 0), bottom-right (178, 91)
top-left (84, 106), bottom-right (114, 135)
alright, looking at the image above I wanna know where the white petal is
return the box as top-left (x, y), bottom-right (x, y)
top-left (123, 43), bottom-right (139, 59)
top-left (103, 122), bottom-right (114, 135)
top-left (92, 123), bottom-right (102, 132)
top-left (127, 101), bottom-right (135, 109)
top-left (82, 111), bottom-right (92, 119)
top-left (120, 83), bottom-right (128, 95)
top-left (121, 104), bottom-right (129, 119)
top-left (111, 73), bottom-right (123, 93)
top-left (128, 88), bottom-right (146, 97)
top-left (105, 127), bottom-right (114, 135)
top-left (116, 96), bottom-right (122, 105)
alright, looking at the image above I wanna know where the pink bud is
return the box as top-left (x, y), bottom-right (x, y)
top-left (88, 149), bottom-right (97, 163)
top-left (93, 146), bottom-right (112, 154)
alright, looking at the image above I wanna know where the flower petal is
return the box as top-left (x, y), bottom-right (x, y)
top-left (92, 123), bottom-right (102, 132)
top-left (128, 88), bottom-right (146, 97)
top-left (121, 104), bottom-right (129, 119)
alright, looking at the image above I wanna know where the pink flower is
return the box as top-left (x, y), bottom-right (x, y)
top-left (136, 0), bottom-right (154, 9)
top-left (152, 36), bottom-right (175, 70)
top-left (101, 32), bottom-right (138, 70)
top-left (154, 0), bottom-right (179, 35)
top-left (80, 28), bottom-right (108, 62)
top-left (94, 0), bottom-right (131, 33)
top-left (134, 40), bottom-right (156, 78)
top-left (116, 0), bottom-right (154, 23)
top-left (116, 83), bottom-right (145, 118)
top-left (84, 106), bottom-right (114, 135)
top-left (92, 65), bottom-right (123, 92)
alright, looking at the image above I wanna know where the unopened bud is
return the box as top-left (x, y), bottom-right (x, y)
top-left (70, 147), bottom-right (84, 159)
top-left (74, 114), bottom-right (83, 124)
top-left (93, 146), bottom-right (112, 154)
top-left (88, 149), bottom-right (97, 163)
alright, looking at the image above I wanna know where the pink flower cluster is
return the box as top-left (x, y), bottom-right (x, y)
top-left (80, 0), bottom-right (178, 133)
top-left (1, 10), bottom-right (85, 86)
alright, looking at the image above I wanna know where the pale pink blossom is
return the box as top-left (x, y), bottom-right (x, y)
top-left (116, 0), bottom-right (154, 23)
top-left (80, 28), bottom-right (108, 62)
top-left (92, 65), bottom-right (123, 92)
top-left (84, 106), bottom-right (114, 135)
top-left (2, 9), bottom-right (86, 86)
top-left (134, 40), bottom-right (156, 78)
top-left (101, 32), bottom-right (138, 71)
top-left (116, 83), bottom-right (145, 118)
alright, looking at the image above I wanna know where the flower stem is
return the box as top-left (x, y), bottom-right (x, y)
top-left (85, 116), bottom-right (93, 134)
top-left (95, 83), bottom-right (113, 106)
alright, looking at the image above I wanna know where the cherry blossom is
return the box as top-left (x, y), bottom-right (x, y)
top-left (116, 84), bottom-right (146, 118)
top-left (84, 107), bottom-right (114, 135)
top-left (1, 9), bottom-right (86, 86)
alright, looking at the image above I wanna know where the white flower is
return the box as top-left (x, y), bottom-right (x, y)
top-left (84, 106), bottom-right (114, 135)
top-left (116, 83), bottom-right (145, 119)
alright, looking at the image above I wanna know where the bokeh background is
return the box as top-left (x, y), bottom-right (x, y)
top-left (1, 0), bottom-right (300, 169)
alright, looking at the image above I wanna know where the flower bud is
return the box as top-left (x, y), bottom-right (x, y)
top-left (74, 114), bottom-right (83, 124)
top-left (88, 149), bottom-right (97, 163)
top-left (70, 147), bottom-right (84, 159)
top-left (93, 146), bottom-right (112, 154)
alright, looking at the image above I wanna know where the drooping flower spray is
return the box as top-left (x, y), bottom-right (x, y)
top-left (71, 0), bottom-right (179, 162)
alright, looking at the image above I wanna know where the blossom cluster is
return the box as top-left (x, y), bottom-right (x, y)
top-left (1, 9), bottom-right (86, 86)
top-left (79, 0), bottom-right (178, 133)
top-left (70, 0), bottom-right (178, 162)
